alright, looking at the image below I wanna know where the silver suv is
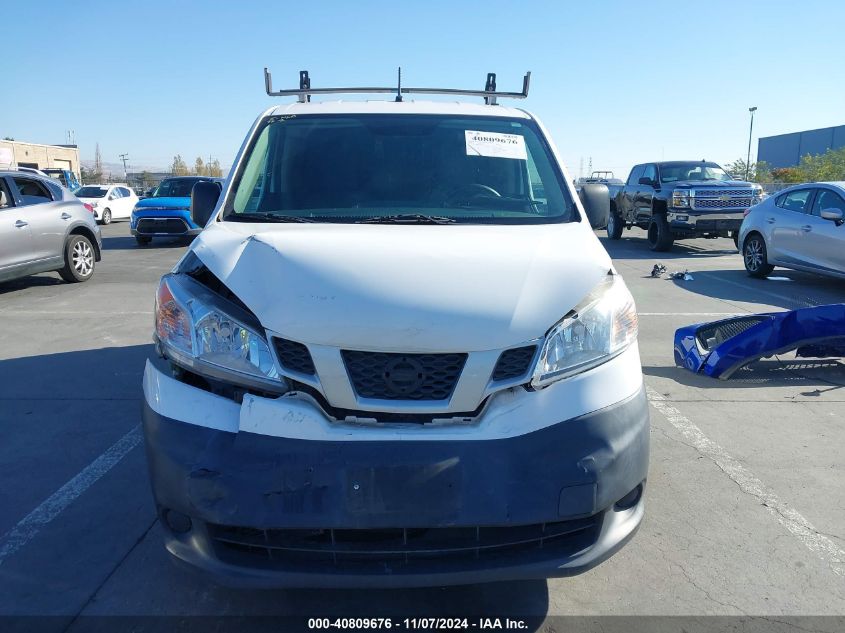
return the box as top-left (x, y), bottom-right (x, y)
top-left (0, 170), bottom-right (102, 284)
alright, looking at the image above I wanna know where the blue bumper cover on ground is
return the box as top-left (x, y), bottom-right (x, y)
top-left (674, 304), bottom-right (845, 379)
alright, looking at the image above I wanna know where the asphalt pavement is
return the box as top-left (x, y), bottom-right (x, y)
top-left (1, 222), bottom-right (843, 630)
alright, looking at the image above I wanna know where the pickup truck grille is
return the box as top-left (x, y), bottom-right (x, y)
top-left (691, 189), bottom-right (753, 210)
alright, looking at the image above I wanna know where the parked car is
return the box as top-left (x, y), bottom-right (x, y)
top-left (141, 75), bottom-right (649, 588)
top-left (0, 170), bottom-right (102, 283)
top-left (130, 176), bottom-right (223, 245)
top-left (75, 184), bottom-right (139, 225)
top-left (608, 161), bottom-right (763, 251)
top-left (739, 182), bottom-right (845, 279)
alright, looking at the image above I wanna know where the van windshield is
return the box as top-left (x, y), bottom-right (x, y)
top-left (224, 114), bottom-right (575, 224)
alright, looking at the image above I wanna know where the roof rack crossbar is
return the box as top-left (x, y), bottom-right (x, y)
top-left (263, 68), bottom-right (531, 104)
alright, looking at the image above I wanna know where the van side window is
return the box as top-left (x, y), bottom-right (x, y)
top-left (13, 177), bottom-right (54, 205)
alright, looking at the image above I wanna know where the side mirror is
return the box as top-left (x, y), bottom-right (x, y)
top-left (578, 183), bottom-right (610, 229)
top-left (638, 176), bottom-right (655, 187)
top-left (820, 208), bottom-right (844, 224)
top-left (191, 180), bottom-right (222, 228)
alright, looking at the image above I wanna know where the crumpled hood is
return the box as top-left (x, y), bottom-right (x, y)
top-left (191, 221), bottom-right (612, 351)
top-left (134, 196), bottom-right (190, 210)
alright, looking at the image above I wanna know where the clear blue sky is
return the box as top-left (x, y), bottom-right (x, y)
top-left (4, 0), bottom-right (844, 177)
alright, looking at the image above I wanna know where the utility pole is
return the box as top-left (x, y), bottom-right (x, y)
top-left (746, 107), bottom-right (757, 181)
top-left (119, 153), bottom-right (129, 181)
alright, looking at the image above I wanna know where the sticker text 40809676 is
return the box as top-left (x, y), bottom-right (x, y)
top-left (465, 130), bottom-right (527, 160)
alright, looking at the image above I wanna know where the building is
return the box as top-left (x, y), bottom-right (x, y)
top-left (757, 125), bottom-right (845, 169)
top-left (0, 139), bottom-right (81, 177)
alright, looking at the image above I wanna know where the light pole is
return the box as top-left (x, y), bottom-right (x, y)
top-left (746, 107), bottom-right (757, 180)
top-left (119, 153), bottom-right (129, 181)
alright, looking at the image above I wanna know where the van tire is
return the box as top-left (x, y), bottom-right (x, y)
top-left (647, 214), bottom-right (674, 251)
top-left (58, 235), bottom-right (96, 283)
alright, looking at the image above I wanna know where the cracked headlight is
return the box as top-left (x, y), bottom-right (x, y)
top-left (155, 275), bottom-right (281, 390)
top-left (531, 274), bottom-right (638, 388)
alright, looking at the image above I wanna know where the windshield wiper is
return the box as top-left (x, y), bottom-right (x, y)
top-left (357, 214), bottom-right (455, 224)
top-left (228, 212), bottom-right (316, 223)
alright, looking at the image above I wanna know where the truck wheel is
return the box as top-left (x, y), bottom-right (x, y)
top-left (102, 209), bottom-right (112, 225)
top-left (58, 235), bottom-right (96, 283)
top-left (743, 233), bottom-right (774, 278)
top-left (647, 215), bottom-right (674, 251)
top-left (606, 210), bottom-right (624, 240)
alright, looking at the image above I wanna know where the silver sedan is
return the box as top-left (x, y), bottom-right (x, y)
top-left (0, 170), bottom-right (102, 284)
top-left (738, 181), bottom-right (845, 279)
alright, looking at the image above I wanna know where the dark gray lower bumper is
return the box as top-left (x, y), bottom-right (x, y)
top-left (141, 386), bottom-right (649, 588)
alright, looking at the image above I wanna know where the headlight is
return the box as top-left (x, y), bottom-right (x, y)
top-left (531, 274), bottom-right (638, 388)
top-left (155, 276), bottom-right (282, 390)
top-left (671, 190), bottom-right (690, 208)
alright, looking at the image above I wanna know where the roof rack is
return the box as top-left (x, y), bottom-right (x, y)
top-left (263, 68), bottom-right (531, 105)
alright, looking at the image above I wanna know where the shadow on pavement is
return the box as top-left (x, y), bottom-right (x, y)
top-left (101, 236), bottom-right (190, 251)
top-left (0, 274), bottom-right (64, 295)
top-left (598, 234), bottom-right (739, 260)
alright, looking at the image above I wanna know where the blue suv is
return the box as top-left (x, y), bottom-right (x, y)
top-left (131, 176), bottom-right (223, 245)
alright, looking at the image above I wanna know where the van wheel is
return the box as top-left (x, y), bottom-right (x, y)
top-left (743, 233), bottom-right (774, 278)
top-left (607, 209), bottom-right (624, 240)
top-left (58, 235), bottom-right (96, 282)
top-left (135, 235), bottom-right (152, 246)
top-left (102, 209), bottom-right (112, 225)
top-left (647, 214), bottom-right (674, 251)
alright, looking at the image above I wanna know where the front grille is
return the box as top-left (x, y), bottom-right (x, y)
top-left (273, 338), bottom-right (316, 375)
top-left (692, 189), bottom-right (753, 211)
top-left (208, 516), bottom-right (600, 568)
top-left (341, 351), bottom-right (467, 400)
top-left (696, 316), bottom-right (769, 351)
top-left (492, 346), bottom-right (537, 381)
top-left (692, 197), bottom-right (752, 209)
top-left (136, 218), bottom-right (189, 234)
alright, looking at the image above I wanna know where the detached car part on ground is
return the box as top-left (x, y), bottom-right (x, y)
top-left (141, 72), bottom-right (650, 588)
top-left (674, 304), bottom-right (845, 379)
top-left (606, 161), bottom-right (763, 252)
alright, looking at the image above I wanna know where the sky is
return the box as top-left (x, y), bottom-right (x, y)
top-left (3, 0), bottom-right (844, 178)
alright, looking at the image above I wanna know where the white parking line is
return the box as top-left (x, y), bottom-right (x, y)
top-left (646, 387), bottom-right (845, 578)
top-left (0, 425), bottom-right (142, 567)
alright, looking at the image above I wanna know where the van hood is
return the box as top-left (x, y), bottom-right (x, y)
top-left (134, 196), bottom-right (190, 209)
top-left (190, 222), bottom-right (612, 351)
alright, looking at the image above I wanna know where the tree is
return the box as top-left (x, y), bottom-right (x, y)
top-left (2, 136), bottom-right (14, 141)
top-left (80, 164), bottom-right (102, 185)
top-left (171, 154), bottom-right (189, 175)
top-left (140, 171), bottom-right (152, 188)
top-left (724, 158), bottom-right (757, 181)
top-left (193, 157), bottom-right (206, 176)
top-left (206, 158), bottom-right (222, 177)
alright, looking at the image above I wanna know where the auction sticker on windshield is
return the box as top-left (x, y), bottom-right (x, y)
top-left (465, 130), bottom-right (527, 160)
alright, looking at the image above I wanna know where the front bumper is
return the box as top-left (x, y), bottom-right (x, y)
top-left (131, 212), bottom-right (200, 237)
top-left (667, 211), bottom-right (744, 237)
top-left (141, 361), bottom-right (650, 588)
